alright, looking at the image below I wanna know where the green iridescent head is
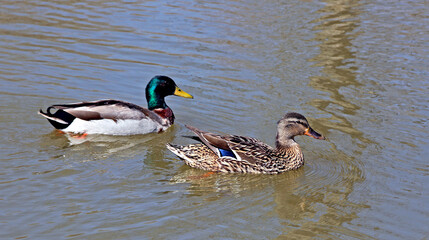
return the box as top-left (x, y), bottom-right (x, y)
top-left (145, 75), bottom-right (193, 110)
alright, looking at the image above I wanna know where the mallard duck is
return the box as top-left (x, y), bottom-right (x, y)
top-left (38, 75), bottom-right (193, 135)
top-left (166, 112), bottom-right (325, 174)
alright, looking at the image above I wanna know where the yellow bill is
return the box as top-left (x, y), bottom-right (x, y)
top-left (174, 86), bottom-right (193, 99)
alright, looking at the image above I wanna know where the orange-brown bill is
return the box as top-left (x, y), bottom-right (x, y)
top-left (304, 128), bottom-right (325, 140)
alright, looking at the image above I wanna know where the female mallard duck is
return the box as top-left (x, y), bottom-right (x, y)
top-left (38, 75), bottom-right (193, 135)
top-left (166, 112), bottom-right (325, 174)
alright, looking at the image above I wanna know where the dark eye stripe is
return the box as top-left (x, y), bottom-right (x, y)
top-left (286, 120), bottom-right (309, 128)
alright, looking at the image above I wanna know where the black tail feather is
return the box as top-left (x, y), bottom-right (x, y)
top-left (38, 107), bottom-right (76, 129)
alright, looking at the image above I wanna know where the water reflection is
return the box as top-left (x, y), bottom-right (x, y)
top-left (273, 174), bottom-right (373, 239)
top-left (308, 0), bottom-right (368, 141)
top-left (170, 167), bottom-right (305, 198)
top-left (38, 127), bottom-right (177, 165)
top-left (273, 0), bottom-right (370, 238)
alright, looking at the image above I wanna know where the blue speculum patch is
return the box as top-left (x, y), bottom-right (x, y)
top-left (218, 148), bottom-right (236, 158)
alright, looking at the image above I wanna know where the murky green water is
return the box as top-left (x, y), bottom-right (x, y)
top-left (1, 0), bottom-right (428, 239)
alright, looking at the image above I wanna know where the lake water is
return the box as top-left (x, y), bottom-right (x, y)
top-left (1, 0), bottom-right (428, 239)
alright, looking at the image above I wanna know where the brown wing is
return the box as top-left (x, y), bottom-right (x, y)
top-left (223, 135), bottom-right (273, 165)
top-left (185, 125), bottom-right (228, 155)
top-left (186, 125), bottom-right (274, 165)
top-left (52, 100), bottom-right (162, 123)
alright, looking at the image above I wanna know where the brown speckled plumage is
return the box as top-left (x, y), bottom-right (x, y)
top-left (167, 112), bottom-right (325, 174)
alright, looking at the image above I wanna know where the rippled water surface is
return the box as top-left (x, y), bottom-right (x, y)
top-left (1, 0), bottom-right (428, 239)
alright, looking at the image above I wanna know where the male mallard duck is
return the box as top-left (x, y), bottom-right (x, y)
top-left (166, 112), bottom-right (325, 174)
top-left (38, 75), bottom-right (193, 135)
